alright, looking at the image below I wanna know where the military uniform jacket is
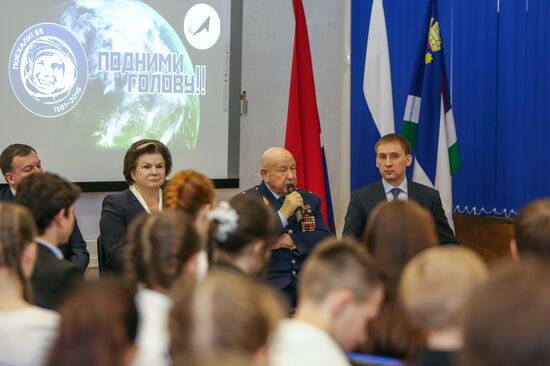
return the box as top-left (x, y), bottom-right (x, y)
top-left (243, 181), bottom-right (332, 289)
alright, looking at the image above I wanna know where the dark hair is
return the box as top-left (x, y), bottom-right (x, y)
top-left (0, 203), bottom-right (37, 302)
top-left (364, 200), bottom-right (438, 283)
top-left (164, 169), bottom-right (215, 219)
top-left (123, 139), bottom-right (172, 185)
top-left (359, 200), bottom-right (437, 360)
top-left (210, 194), bottom-right (279, 257)
top-left (47, 279), bottom-right (138, 366)
top-left (15, 172), bottom-right (80, 235)
top-left (514, 199), bottom-right (550, 261)
top-left (375, 133), bottom-right (411, 155)
top-left (125, 210), bottom-right (201, 289)
top-left (299, 237), bottom-right (382, 304)
top-left (0, 144), bottom-right (37, 176)
top-left (461, 259), bottom-right (550, 366)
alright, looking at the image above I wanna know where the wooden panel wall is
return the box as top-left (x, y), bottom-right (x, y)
top-left (453, 214), bottom-right (514, 263)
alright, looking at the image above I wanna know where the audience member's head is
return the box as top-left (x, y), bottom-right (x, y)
top-left (164, 169), bottom-right (216, 268)
top-left (364, 200), bottom-right (438, 282)
top-left (125, 210), bottom-right (201, 291)
top-left (170, 269), bottom-right (286, 366)
top-left (400, 247), bottom-right (488, 351)
top-left (0, 202), bottom-right (37, 302)
top-left (15, 172), bottom-right (80, 242)
top-left (296, 238), bottom-right (384, 352)
top-left (461, 259), bottom-right (550, 366)
top-left (511, 199), bottom-right (550, 261)
top-left (47, 279), bottom-right (138, 366)
top-left (164, 169), bottom-right (215, 233)
top-left (164, 169), bottom-right (215, 218)
top-left (0, 143), bottom-right (42, 189)
top-left (360, 200), bottom-right (438, 359)
top-left (208, 194), bottom-right (279, 275)
top-left (123, 139), bottom-right (172, 186)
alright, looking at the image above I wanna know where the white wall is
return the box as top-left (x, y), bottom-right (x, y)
top-left (75, 0), bottom-right (351, 246)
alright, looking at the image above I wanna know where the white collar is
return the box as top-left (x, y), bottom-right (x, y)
top-left (264, 181), bottom-right (283, 200)
top-left (129, 185), bottom-right (163, 213)
top-left (382, 177), bottom-right (408, 195)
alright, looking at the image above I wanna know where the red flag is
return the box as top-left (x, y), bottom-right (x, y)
top-left (285, 0), bottom-right (334, 228)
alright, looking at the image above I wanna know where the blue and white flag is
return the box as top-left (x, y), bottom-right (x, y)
top-left (364, 0), bottom-right (394, 137)
top-left (402, 0), bottom-right (460, 230)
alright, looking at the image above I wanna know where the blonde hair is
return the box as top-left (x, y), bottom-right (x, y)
top-left (400, 246), bottom-right (488, 331)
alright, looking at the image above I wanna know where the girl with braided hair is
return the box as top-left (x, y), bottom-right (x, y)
top-left (124, 209), bottom-right (201, 366)
top-left (164, 169), bottom-right (215, 272)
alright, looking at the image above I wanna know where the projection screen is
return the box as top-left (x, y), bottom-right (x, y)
top-left (1, 0), bottom-right (242, 190)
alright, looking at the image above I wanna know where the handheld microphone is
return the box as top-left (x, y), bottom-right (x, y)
top-left (286, 184), bottom-right (303, 223)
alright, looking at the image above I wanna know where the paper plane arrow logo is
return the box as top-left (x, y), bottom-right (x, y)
top-left (192, 16), bottom-right (210, 36)
top-left (184, 4), bottom-right (221, 50)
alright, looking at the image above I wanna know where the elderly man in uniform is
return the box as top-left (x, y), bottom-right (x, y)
top-left (242, 147), bottom-right (332, 308)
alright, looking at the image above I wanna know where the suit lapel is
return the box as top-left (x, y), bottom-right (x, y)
top-left (127, 189), bottom-right (146, 218)
top-left (374, 180), bottom-right (387, 202)
top-left (407, 181), bottom-right (420, 202)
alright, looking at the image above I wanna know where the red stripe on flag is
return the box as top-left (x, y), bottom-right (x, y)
top-left (285, 0), bottom-right (332, 226)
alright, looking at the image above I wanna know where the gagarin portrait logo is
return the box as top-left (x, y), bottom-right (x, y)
top-left (9, 23), bottom-right (88, 118)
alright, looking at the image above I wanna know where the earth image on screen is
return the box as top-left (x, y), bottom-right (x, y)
top-left (59, 0), bottom-right (200, 149)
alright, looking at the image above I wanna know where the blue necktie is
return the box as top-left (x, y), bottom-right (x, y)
top-left (390, 188), bottom-right (401, 201)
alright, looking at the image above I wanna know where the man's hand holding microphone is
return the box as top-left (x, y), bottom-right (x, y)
top-left (279, 184), bottom-right (304, 222)
top-left (273, 184), bottom-right (304, 251)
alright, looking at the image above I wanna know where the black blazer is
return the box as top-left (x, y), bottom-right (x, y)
top-left (99, 188), bottom-right (146, 273)
top-left (343, 180), bottom-right (458, 245)
top-left (0, 187), bottom-right (90, 271)
top-left (242, 181), bottom-right (332, 289)
top-left (31, 242), bottom-right (83, 310)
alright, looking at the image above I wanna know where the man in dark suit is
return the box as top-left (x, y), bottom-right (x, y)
top-left (343, 134), bottom-right (457, 244)
top-left (0, 144), bottom-right (89, 271)
top-left (242, 147), bottom-right (332, 308)
top-left (16, 172), bottom-right (83, 310)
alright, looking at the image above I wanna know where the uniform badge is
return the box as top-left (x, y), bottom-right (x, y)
top-left (262, 196), bottom-right (269, 206)
top-left (300, 204), bottom-right (316, 232)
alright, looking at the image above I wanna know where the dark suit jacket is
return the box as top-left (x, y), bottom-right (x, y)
top-left (31, 242), bottom-right (83, 310)
top-left (343, 180), bottom-right (457, 245)
top-left (99, 188), bottom-right (145, 273)
top-left (0, 186), bottom-right (90, 271)
top-left (243, 181), bottom-right (332, 289)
